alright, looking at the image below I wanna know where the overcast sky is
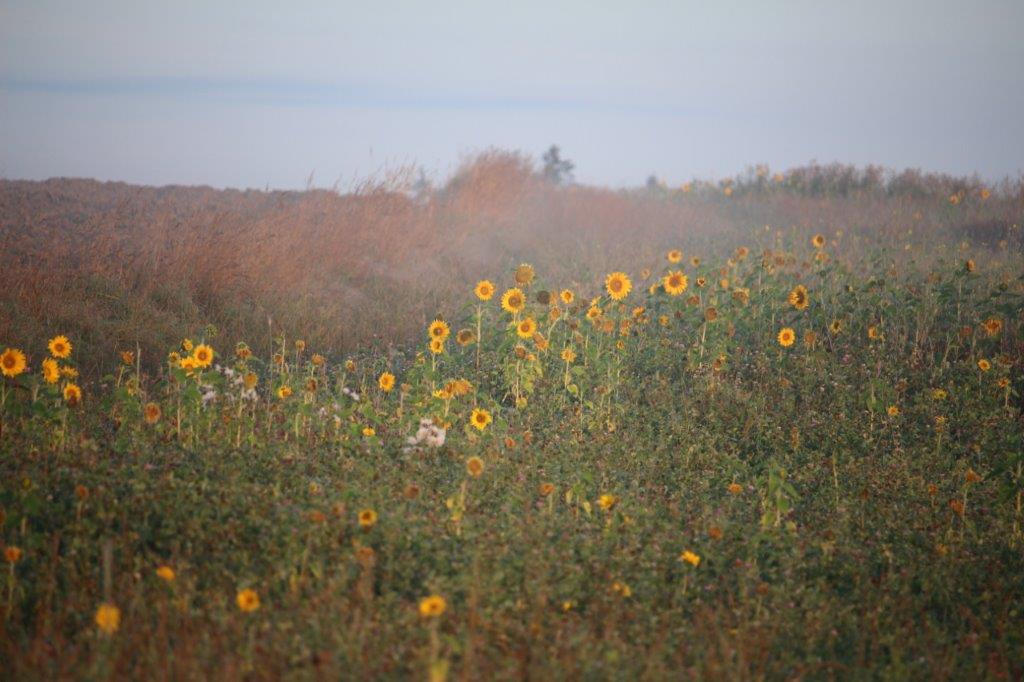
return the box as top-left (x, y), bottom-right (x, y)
top-left (1, 1), bottom-right (1022, 189)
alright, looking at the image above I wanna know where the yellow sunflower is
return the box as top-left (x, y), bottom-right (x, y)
top-left (500, 288), bottom-right (526, 315)
top-left (663, 270), bottom-right (688, 296)
top-left (63, 382), bottom-right (82, 406)
top-left (429, 338), bottom-right (445, 355)
top-left (236, 589), bottom-right (260, 612)
top-left (470, 407), bottom-right (492, 431)
top-left (559, 289), bottom-right (575, 305)
top-left (466, 456), bottom-right (485, 477)
top-left (516, 317), bottom-right (538, 339)
top-left (419, 595), bottom-right (446, 618)
top-left (667, 249), bottom-right (683, 264)
top-left (427, 319), bottom-right (450, 342)
top-left (474, 279), bottom-right (495, 301)
top-left (378, 371), bottom-right (395, 392)
top-left (777, 327), bottom-right (796, 347)
top-left (358, 508), bottom-right (378, 528)
top-left (48, 335), bottom-right (72, 359)
top-left (144, 402), bottom-right (162, 424)
top-left (192, 344), bottom-right (214, 368)
top-left (605, 272), bottom-right (632, 300)
top-left (1, 348), bottom-right (28, 378)
top-left (788, 285), bottom-right (809, 310)
top-left (812, 233), bottom-right (826, 248)
top-left (41, 358), bottom-right (60, 384)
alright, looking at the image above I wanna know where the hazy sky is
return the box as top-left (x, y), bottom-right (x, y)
top-left (2, 1), bottom-right (1022, 189)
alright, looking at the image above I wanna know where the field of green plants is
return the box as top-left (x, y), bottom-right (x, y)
top-left (2, 185), bottom-right (1024, 678)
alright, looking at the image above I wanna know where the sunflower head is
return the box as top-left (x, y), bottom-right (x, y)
top-left (663, 271), bottom-right (688, 296)
top-left (777, 327), bottom-right (796, 347)
top-left (378, 371), bottom-right (396, 392)
top-left (427, 319), bottom-right (450, 341)
top-left (788, 285), bottom-right (809, 310)
top-left (667, 249), bottom-right (683, 264)
top-left (559, 289), bottom-right (574, 305)
top-left (192, 344), bottom-right (214, 368)
top-left (514, 263), bottom-right (535, 286)
top-left (63, 382), bottom-right (82, 407)
top-left (419, 595), bottom-right (447, 618)
top-left (812, 234), bottom-right (826, 248)
top-left (474, 280), bottom-right (495, 301)
top-left (466, 456), bottom-right (485, 477)
top-left (456, 329), bottom-right (476, 346)
top-left (48, 335), bottom-right (72, 359)
top-left (42, 358), bottom-right (60, 384)
top-left (516, 317), bottom-right (538, 339)
top-left (470, 407), bottom-right (492, 431)
top-left (605, 272), bottom-right (632, 301)
top-left (501, 288), bottom-right (526, 315)
top-left (358, 508), bottom-right (378, 528)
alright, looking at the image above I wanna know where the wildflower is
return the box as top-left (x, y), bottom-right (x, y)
top-left (598, 494), bottom-right (618, 511)
top-left (982, 317), bottom-right (1003, 337)
top-left (514, 263), bottom-right (536, 285)
top-left (41, 358), bottom-right (60, 384)
top-left (516, 318), bottom-right (537, 339)
top-left (63, 383), bottom-right (82, 407)
top-left (277, 386), bottom-right (292, 399)
top-left (501, 288), bottom-right (526, 314)
top-left (559, 289), bottom-right (574, 304)
top-left (777, 328), bottom-right (796, 347)
top-left (679, 550), bottom-right (701, 567)
top-left (144, 402), bottom-right (162, 424)
top-left (428, 320), bottom-right (450, 342)
top-left (4, 546), bottom-right (22, 563)
top-left (788, 285), bottom-right (809, 310)
top-left (663, 271), bottom-right (688, 296)
top-left (727, 483), bottom-right (743, 495)
top-left (561, 347), bottom-right (576, 363)
top-left (48, 335), bottom-right (72, 359)
top-left (667, 249), bottom-right (683, 263)
top-left (470, 408), bottom-right (492, 431)
top-left (429, 338), bottom-right (445, 355)
top-left (887, 405), bottom-right (900, 417)
top-left (812, 234), bottom-right (826, 248)
top-left (605, 272), bottom-right (632, 300)
top-left (236, 589), bottom-right (260, 612)
top-left (474, 280), bottom-right (495, 301)
top-left (95, 603), bottom-right (121, 634)
top-left (977, 359), bottom-right (991, 372)
top-left (362, 427), bottom-right (376, 437)
top-left (611, 581), bottom-right (632, 597)
top-left (419, 595), bottom-right (447, 618)
top-left (378, 372), bottom-right (396, 392)
top-left (0, 348), bottom-right (27, 378)
top-left (358, 509), bottom-right (378, 528)
top-left (156, 566), bottom-right (176, 582)
top-left (466, 456), bottom-right (484, 477)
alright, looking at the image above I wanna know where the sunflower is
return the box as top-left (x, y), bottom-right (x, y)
top-left (156, 566), bottom-right (176, 582)
top-left (378, 371), bottom-right (396, 392)
top-left (168, 351), bottom-right (181, 366)
top-left (559, 289), bottom-right (574, 305)
top-left (277, 385), bottom-right (292, 399)
top-left (466, 456), bottom-right (485, 477)
top-left (586, 306), bottom-right (602, 322)
top-left (735, 246), bottom-right (750, 260)
top-left (419, 595), bottom-right (447, 618)
top-left (48, 335), bottom-right (72, 359)
top-left (829, 320), bottom-right (843, 335)
top-left (867, 325), bottom-right (882, 341)
top-left (690, 256), bottom-right (701, 267)
top-left (95, 603), bottom-right (121, 634)
top-left (982, 317), bottom-right (1003, 337)
top-left (243, 372), bottom-right (258, 390)
top-left (41, 358), bottom-right (60, 384)
top-left (964, 259), bottom-right (976, 273)
top-left (977, 359), bottom-right (991, 372)
top-left (358, 508), bottom-right (378, 528)
top-left (679, 550), bottom-right (701, 567)
top-left (429, 338), bottom-right (445, 355)
top-left (777, 327), bottom-right (796, 347)
top-left (788, 285), bottom-right (809, 310)
top-left (667, 249), bottom-right (683, 264)
top-left (887, 405), bottom-right (900, 417)
top-left (474, 280), bottom-right (495, 301)
top-left (812, 234), bottom-right (826, 248)
top-left (236, 589), bottom-right (260, 612)
top-left (539, 482), bottom-right (556, 496)
top-left (144, 402), bottom-right (162, 424)
top-left (456, 329), bottom-right (476, 346)
top-left (605, 272), bottom-right (632, 300)
top-left (120, 351), bottom-right (135, 365)
top-left (561, 347), bottom-right (576, 363)
top-left (516, 317), bottom-right (537, 339)
top-left (63, 382), bottom-right (82, 407)
top-left (192, 344), bottom-right (214, 368)
top-left (514, 263), bottom-right (536, 286)
top-left (470, 407), bottom-right (492, 431)
top-left (427, 319), bottom-right (450, 342)
top-left (663, 271), bottom-right (688, 296)
top-left (182, 339), bottom-right (194, 352)
top-left (732, 288), bottom-right (750, 305)
top-left (500, 288), bottom-right (526, 315)
top-left (727, 483), bottom-right (743, 495)
top-left (695, 277), bottom-right (707, 288)
top-left (362, 426), bottom-right (375, 437)
top-left (1, 348), bottom-right (28, 378)
top-left (598, 494), bottom-right (617, 511)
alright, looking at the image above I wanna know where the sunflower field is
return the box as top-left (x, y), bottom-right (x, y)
top-left (2, 217), bottom-right (1024, 678)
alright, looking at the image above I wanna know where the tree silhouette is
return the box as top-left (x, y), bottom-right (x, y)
top-left (541, 145), bottom-right (575, 185)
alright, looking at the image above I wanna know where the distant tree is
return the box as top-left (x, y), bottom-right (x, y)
top-left (542, 145), bottom-right (575, 185)
top-left (646, 175), bottom-right (661, 192)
